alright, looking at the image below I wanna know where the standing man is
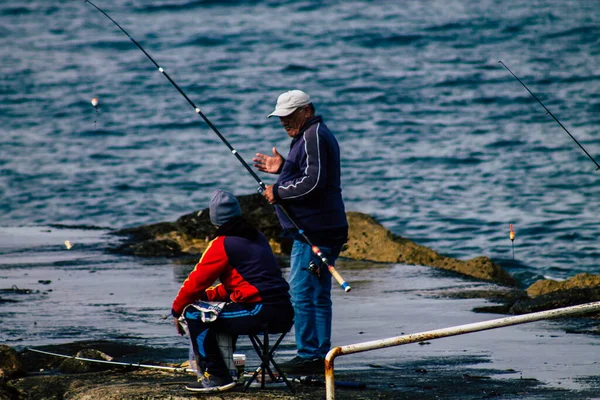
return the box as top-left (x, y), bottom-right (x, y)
top-left (172, 190), bottom-right (293, 392)
top-left (253, 90), bottom-right (348, 374)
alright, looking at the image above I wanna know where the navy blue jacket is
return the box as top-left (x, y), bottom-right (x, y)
top-left (273, 116), bottom-right (348, 247)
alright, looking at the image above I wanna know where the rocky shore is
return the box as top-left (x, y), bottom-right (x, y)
top-left (3, 333), bottom-right (600, 400)
top-left (2, 193), bottom-right (599, 399)
top-left (114, 193), bottom-right (600, 316)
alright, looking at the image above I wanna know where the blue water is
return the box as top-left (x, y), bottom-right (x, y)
top-left (2, 0), bottom-right (599, 285)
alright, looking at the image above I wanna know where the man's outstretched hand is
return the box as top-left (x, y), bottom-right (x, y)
top-left (253, 147), bottom-right (284, 174)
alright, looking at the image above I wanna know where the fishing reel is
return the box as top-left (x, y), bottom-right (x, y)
top-left (307, 260), bottom-right (320, 276)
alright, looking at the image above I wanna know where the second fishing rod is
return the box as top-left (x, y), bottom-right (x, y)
top-left (85, 0), bottom-right (350, 292)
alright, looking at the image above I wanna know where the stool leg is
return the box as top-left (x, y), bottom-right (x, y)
top-left (242, 331), bottom-right (295, 394)
top-left (268, 332), bottom-right (296, 394)
top-left (254, 333), bottom-right (278, 382)
top-left (261, 331), bottom-right (268, 389)
top-left (243, 335), bottom-right (263, 392)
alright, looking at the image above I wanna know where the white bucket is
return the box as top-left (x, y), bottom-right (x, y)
top-left (233, 353), bottom-right (246, 379)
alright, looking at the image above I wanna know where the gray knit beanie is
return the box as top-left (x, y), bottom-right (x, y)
top-left (209, 190), bottom-right (242, 226)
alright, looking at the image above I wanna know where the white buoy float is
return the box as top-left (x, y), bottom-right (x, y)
top-left (91, 98), bottom-right (100, 129)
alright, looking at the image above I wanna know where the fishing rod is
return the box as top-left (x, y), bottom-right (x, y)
top-left (499, 61), bottom-right (600, 171)
top-left (26, 348), bottom-right (195, 373)
top-left (84, 1), bottom-right (350, 292)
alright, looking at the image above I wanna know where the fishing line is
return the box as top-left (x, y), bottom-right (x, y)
top-left (28, 348), bottom-right (366, 389)
top-left (84, 0), bottom-right (350, 292)
top-left (26, 348), bottom-right (195, 373)
top-left (499, 61), bottom-right (600, 171)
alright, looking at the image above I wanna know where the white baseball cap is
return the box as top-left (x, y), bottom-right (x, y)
top-left (267, 90), bottom-right (311, 118)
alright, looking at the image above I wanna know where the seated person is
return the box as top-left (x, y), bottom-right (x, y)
top-left (171, 190), bottom-right (294, 393)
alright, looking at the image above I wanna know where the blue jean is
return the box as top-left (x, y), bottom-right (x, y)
top-left (185, 302), bottom-right (293, 378)
top-left (289, 240), bottom-right (340, 359)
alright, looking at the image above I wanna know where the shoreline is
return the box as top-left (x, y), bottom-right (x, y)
top-left (3, 260), bottom-right (600, 399)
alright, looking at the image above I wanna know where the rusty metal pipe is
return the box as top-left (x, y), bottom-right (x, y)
top-left (325, 301), bottom-right (600, 400)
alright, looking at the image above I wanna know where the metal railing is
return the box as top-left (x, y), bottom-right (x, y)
top-left (325, 301), bottom-right (600, 399)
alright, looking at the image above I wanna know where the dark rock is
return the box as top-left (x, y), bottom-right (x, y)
top-left (473, 304), bottom-right (514, 314)
top-left (440, 288), bottom-right (527, 303)
top-left (0, 345), bottom-right (22, 380)
top-left (0, 385), bottom-right (14, 400)
top-left (59, 349), bottom-right (115, 374)
top-left (130, 239), bottom-right (181, 257)
top-left (509, 287), bottom-right (600, 315)
top-left (20, 341), bottom-right (149, 373)
top-left (432, 287), bottom-right (527, 314)
top-left (7, 355), bottom-right (579, 400)
top-left (526, 273), bottom-right (600, 297)
top-left (116, 221), bottom-right (180, 242)
top-left (111, 193), bottom-right (514, 286)
top-left (113, 193), bottom-right (292, 257)
top-left (11, 375), bottom-right (68, 400)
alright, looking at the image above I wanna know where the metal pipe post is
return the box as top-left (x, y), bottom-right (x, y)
top-left (325, 301), bottom-right (600, 400)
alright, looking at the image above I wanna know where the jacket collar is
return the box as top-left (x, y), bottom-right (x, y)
top-left (215, 216), bottom-right (259, 241)
top-left (291, 115), bottom-right (323, 143)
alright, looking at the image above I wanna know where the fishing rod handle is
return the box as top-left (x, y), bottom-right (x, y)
top-left (329, 264), bottom-right (351, 292)
top-left (311, 245), bottom-right (351, 292)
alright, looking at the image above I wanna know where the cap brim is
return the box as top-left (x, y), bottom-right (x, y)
top-left (267, 107), bottom-right (297, 118)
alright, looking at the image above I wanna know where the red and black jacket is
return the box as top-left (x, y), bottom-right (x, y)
top-left (171, 217), bottom-right (290, 317)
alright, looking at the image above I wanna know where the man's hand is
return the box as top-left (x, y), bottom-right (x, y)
top-left (253, 147), bottom-right (284, 174)
top-left (263, 184), bottom-right (276, 204)
top-left (174, 317), bottom-right (185, 336)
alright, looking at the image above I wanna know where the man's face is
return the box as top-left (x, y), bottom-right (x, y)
top-left (279, 106), bottom-right (309, 137)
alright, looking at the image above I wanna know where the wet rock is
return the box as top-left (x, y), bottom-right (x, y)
top-left (59, 349), bottom-right (115, 374)
top-left (7, 357), bottom-right (577, 400)
top-left (11, 375), bottom-right (69, 400)
top-left (473, 304), bottom-right (514, 314)
top-left (0, 386), bottom-right (12, 400)
top-left (435, 287), bottom-right (528, 314)
top-left (130, 239), bottom-right (182, 257)
top-left (20, 341), bottom-right (149, 374)
top-left (6, 341), bottom-right (600, 400)
top-left (0, 345), bottom-right (22, 380)
top-left (430, 256), bottom-right (516, 287)
top-left (113, 193), bottom-right (514, 286)
top-left (114, 194), bottom-right (289, 257)
top-left (438, 287), bottom-right (527, 303)
top-left (342, 212), bottom-right (516, 286)
top-left (526, 273), bottom-right (600, 297)
top-left (509, 287), bottom-right (600, 315)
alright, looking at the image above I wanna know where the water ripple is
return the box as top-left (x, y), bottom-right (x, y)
top-left (1, 0), bottom-right (599, 280)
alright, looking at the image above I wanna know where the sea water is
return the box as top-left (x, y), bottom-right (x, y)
top-left (1, 0), bottom-right (599, 349)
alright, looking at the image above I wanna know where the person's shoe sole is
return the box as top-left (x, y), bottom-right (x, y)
top-left (185, 381), bottom-right (236, 393)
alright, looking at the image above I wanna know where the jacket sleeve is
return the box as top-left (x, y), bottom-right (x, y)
top-left (273, 125), bottom-right (327, 202)
top-left (171, 237), bottom-right (229, 317)
top-left (204, 283), bottom-right (229, 301)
